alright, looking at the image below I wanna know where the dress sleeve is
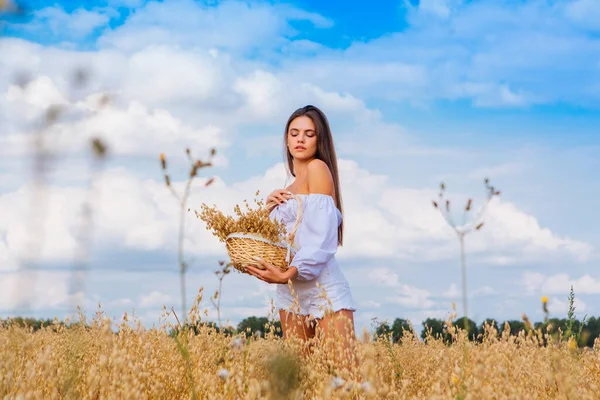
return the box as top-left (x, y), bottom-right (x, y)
top-left (290, 195), bottom-right (340, 281)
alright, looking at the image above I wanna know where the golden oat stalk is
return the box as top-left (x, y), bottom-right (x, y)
top-left (160, 148), bottom-right (216, 322)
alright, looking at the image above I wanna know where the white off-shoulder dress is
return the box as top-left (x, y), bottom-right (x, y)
top-left (269, 194), bottom-right (356, 319)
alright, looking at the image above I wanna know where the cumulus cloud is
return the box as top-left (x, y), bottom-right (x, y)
top-left (521, 272), bottom-right (600, 295)
top-left (472, 286), bottom-right (496, 297)
top-left (338, 175), bottom-right (592, 264)
top-left (547, 296), bottom-right (587, 315)
top-left (6, 0), bottom-right (600, 110)
top-left (140, 291), bottom-right (173, 308)
top-left (1, 158), bottom-right (591, 276)
top-left (279, 0), bottom-right (600, 107)
top-left (416, 0), bottom-right (462, 19)
top-left (442, 283), bottom-right (460, 299)
top-left (27, 7), bottom-right (113, 40)
top-left (367, 268), bottom-right (400, 287)
top-left (0, 271), bottom-right (85, 311)
top-left (96, 0), bottom-right (331, 54)
top-left (387, 284), bottom-right (436, 309)
top-left (2, 80), bottom-right (227, 157)
top-left (564, 0), bottom-right (600, 30)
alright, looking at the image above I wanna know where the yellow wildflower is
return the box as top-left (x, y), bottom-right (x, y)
top-left (159, 153), bottom-right (166, 170)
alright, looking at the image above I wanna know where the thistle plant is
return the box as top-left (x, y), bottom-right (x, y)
top-left (565, 285), bottom-right (588, 345)
top-left (566, 286), bottom-right (576, 334)
top-left (160, 148), bottom-right (216, 322)
top-left (433, 178), bottom-right (500, 322)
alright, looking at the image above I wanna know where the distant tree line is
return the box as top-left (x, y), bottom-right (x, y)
top-left (168, 316), bottom-right (283, 338)
top-left (0, 317), bottom-right (64, 331)
top-left (1, 316), bottom-right (283, 338)
top-left (375, 316), bottom-right (600, 347)
top-left (6, 315), bottom-right (599, 347)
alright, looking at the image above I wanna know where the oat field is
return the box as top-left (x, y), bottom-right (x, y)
top-left (2, 308), bottom-right (599, 400)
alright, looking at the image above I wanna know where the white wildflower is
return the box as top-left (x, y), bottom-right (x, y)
top-left (331, 376), bottom-right (345, 389)
top-left (361, 381), bottom-right (374, 394)
top-left (229, 336), bottom-right (245, 351)
top-left (218, 368), bottom-right (230, 380)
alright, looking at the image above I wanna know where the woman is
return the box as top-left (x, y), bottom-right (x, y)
top-left (245, 105), bottom-right (356, 357)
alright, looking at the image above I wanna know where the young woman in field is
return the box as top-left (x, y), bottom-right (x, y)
top-left (245, 105), bottom-right (356, 364)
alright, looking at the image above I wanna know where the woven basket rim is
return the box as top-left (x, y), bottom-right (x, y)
top-left (225, 232), bottom-right (292, 250)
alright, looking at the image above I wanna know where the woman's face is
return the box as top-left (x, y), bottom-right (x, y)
top-left (287, 116), bottom-right (317, 161)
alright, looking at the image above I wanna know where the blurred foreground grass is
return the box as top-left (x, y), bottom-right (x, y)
top-left (1, 309), bottom-right (599, 399)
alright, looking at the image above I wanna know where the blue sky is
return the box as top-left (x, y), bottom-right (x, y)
top-left (1, 0), bottom-right (600, 332)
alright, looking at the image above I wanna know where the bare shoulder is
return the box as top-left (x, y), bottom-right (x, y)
top-left (306, 159), bottom-right (334, 195)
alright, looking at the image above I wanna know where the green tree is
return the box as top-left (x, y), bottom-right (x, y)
top-left (1, 317), bottom-right (63, 332)
top-left (375, 318), bottom-right (413, 342)
top-left (582, 316), bottom-right (600, 347)
top-left (477, 318), bottom-right (499, 339)
top-left (421, 318), bottom-right (448, 342)
top-left (374, 321), bottom-right (392, 338)
top-left (168, 321), bottom-right (234, 337)
top-left (451, 317), bottom-right (478, 341)
top-left (503, 320), bottom-right (526, 336)
top-left (391, 318), bottom-right (413, 341)
top-left (237, 317), bottom-right (282, 338)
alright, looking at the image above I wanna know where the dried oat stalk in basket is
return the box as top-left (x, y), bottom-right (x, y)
top-left (195, 192), bottom-right (287, 244)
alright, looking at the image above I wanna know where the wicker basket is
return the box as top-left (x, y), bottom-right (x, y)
top-left (225, 195), bottom-right (303, 274)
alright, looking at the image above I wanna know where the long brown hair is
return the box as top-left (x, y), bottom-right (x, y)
top-left (283, 105), bottom-right (344, 246)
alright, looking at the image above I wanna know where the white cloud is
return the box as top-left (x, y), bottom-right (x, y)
top-left (5, 0), bottom-right (600, 110)
top-left (140, 291), bottom-right (173, 308)
top-left (107, 0), bottom-right (145, 8)
top-left (0, 38), bottom-right (393, 163)
top-left (109, 298), bottom-right (135, 308)
top-left (522, 271), bottom-right (545, 294)
top-left (338, 177), bottom-right (592, 263)
top-left (521, 272), bottom-right (600, 295)
top-left (96, 0), bottom-right (330, 53)
top-left (387, 284), bottom-right (436, 309)
top-left (1, 77), bottom-right (227, 157)
top-left (1, 159), bottom-right (591, 277)
top-left (442, 283), bottom-right (460, 298)
top-left (472, 286), bottom-right (496, 297)
top-left (467, 199), bottom-right (594, 264)
top-left (275, 1), bottom-right (600, 108)
top-left (233, 70), bottom-right (284, 119)
top-left (6, 75), bottom-right (68, 109)
top-left (360, 300), bottom-right (381, 309)
top-left (27, 7), bottom-right (113, 39)
top-left (122, 45), bottom-right (225, 106)
top-left (564, 0), bottom-right (600, 30)
top-left (547, 296), bottom-right (587, 316)
top-left (417, 0), bottom-right (461, 19)
top-left (367, 268), bottom-right (399, 287)
top-left (0, 271), bottom-right (85, 311)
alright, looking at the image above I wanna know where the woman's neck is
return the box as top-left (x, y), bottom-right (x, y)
top-left (292, 157), bottom-right (314, 181)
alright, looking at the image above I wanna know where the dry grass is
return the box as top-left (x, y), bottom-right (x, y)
top-left (2, 307), bottom-right (599, 400)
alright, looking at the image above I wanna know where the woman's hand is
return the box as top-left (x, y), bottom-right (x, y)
top-left (245, 257), bottom-right (298, 284)
top-left (266, 189), bottom-right (293, 210)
